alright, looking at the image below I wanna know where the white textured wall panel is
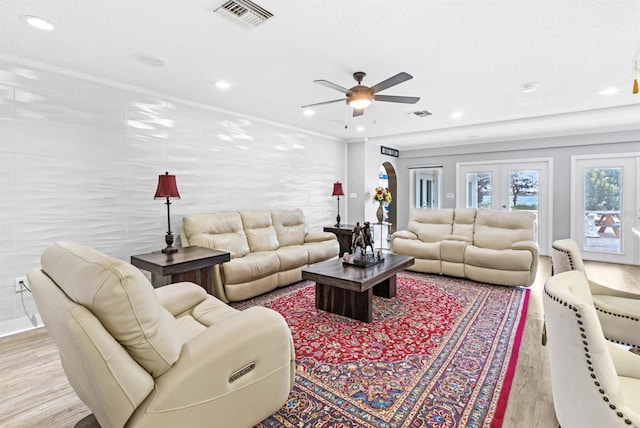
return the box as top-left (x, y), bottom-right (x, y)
top-left (0, 152), bottom-right (14, 185)
top-left (0, 84), bottom-right (13, 119)
top-left (0, 58), bottom-right (345, 331)
top-left (0, 221), bottom-right (14, 254)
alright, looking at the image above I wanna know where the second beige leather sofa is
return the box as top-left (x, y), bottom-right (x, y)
top-left (180, 208), bottom-right (339, 302)
top-left (391, 208), bottom-right (538, 287)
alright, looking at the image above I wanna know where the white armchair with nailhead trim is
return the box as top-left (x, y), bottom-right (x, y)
top-left (551, 238), bottom-right (640, 349)
top-left (543, 270), bottom-right (640, 427)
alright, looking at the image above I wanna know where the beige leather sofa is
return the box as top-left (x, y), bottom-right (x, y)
top-left (28, 241), bottom-right (295, 428)
top-left (543, 270), bottom-right (640, 427)
top-left (180, 208), bottom-right (339, 302)
top-left (391, 208), bottom-right (538, 286)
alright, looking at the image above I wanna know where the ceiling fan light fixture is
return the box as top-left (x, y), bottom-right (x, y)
top-left (349, 98), bottom-right (372, 109)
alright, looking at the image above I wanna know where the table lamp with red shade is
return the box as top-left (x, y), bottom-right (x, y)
top-left (154, 171), bottom-right (181, 254)
top-left (332, 181), bottom-right (345, 227)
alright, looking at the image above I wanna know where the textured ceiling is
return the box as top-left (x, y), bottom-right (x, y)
top-left (1, 0), bottom-right (639, 149)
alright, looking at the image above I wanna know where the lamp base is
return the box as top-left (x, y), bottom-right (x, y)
top-left (335, 214), bottom-right (342, 228)
top-left (162, 232), bottom-right (178, 254)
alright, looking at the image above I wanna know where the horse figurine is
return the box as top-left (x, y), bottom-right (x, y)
top-left (362, 222), bottom-right (375, 254)
top-left (352, 221), bottom-right (375, 255)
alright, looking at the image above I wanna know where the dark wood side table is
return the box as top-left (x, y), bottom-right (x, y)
top-left (131, 246), bottom-right (230, 294)
top-left (324, 224), bottom-right (356, 255)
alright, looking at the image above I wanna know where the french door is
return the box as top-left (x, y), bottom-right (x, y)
top-left (572, 155), bottom-right (640, 265)
top-left (457, 159), bottom-right (551, 255)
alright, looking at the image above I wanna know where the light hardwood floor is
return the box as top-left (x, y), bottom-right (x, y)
top-left (0, 258), bottom-right (638, 428)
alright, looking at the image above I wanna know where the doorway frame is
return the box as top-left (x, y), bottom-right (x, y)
top-left (456, 157), bottom-right (553, 256)
top-left (571, 152), bottom-right (640, 265)
top-left (381, 161), bottom-right (397, 234)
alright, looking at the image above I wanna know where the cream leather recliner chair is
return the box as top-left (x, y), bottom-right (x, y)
top-left (543, 270), bottom-right (640, 427)
top-left (27, 242), bottom-right (295, 428)
top-left (551, 238), bottom-right (640, 348)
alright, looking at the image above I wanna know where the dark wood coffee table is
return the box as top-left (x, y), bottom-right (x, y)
top-left (301, 253), bottom-right (414, 322)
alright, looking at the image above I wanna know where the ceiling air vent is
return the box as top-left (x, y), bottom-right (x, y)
top-left (214, 0), bottom-right (273, 28)
top-left (411, 110), bottom-right (433, 118)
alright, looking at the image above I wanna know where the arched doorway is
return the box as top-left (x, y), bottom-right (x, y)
top-left (380, 161), bottom-right (397, 234)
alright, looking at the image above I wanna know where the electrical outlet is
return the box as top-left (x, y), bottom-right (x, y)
top-left (14, 277), bottom-right (27, 293)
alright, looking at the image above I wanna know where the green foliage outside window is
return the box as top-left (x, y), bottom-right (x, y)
top-left (584, 168), bottom-right (621, 211)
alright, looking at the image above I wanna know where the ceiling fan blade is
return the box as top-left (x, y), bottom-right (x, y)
top-left (352, 108), bottom-right (364, 117)
top-left (301, 99), bottom-right (345, 108)
top-left (369, 72), bottom-right (413, 94)
top-left (374, 94), bottom-right (420, 104)
top-left (313, 80), bottom-right (350, 94)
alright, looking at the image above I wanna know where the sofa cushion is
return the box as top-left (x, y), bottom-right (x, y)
top-left (305, 240), bottom-right (340, 264)
top-left (272, 209), bottom-right (308, 246)
top-left (275, 245), bottom-right (309, 271)
top-left (40, 242), bottom-right (181, 378)
top-left (465, 245), bottom-right (533, 271)
top-left (473, 210), bottom-right (535, 250)
top-left (393, 238), bottom-right (441, 260)
top-left (408, 208), bottom-right (454, 242)
top-left (241, 210), bottom-right (280, 252)
top-left (222, 251), bottom-right (280, 285)
top-left (183, 212), bottom-right (250, 258)
top-left (452, 208), bottom-right (477, 240)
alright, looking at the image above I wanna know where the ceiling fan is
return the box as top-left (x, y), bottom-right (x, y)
top-left (301, 71), bottom-right (420, 117)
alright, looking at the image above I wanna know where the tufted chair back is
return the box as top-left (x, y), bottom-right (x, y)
top-left (543, 270), bottom-right (640, 427)
top-left (551, 238), bottom-right (585, 274)
top-left (550, 238), bottom-right (640, 348)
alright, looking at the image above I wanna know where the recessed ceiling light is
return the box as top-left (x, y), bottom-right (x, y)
top-left (21, 15), bottom-right (54, 31)
top-left (522, 83), bottom-right (537, 93)
top-left (356, 126), bottom-right (365, 132)
top-left (450, 111), bottom-right (464, 119)
top-left (130, 53), bottom-right (165, 68)
top-left (302, 109), bottom-right (314, 116)
top-left (214, 80), bottom-right (231, 90)
top-left (598, 87), bottom-right (620, 96)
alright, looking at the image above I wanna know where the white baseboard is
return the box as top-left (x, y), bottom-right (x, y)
top-left (0, 314), bottom-right (43, 338)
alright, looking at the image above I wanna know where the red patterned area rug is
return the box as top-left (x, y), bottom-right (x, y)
top-left (232, 271), bottom-right (530, 428)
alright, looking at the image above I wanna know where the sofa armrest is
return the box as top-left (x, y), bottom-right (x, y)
top-left (445, 234), bottom-right (471, 242)
top-left (391, 230), bottom-right (418, 241)
top-left (511, 240), bottom-right (538, 255)
top-left (511, 240), bottom-right (539, 286)
top-left (155, 282), bottom-right (209, 316)
top-left (305, 231), bottom-right (337, 243)
top-left (589, 280), bottom-right (640, 299)
top-left (179, 224), bottom-right (190, 247)
top-left (148, 306), bottom-right (295, 410)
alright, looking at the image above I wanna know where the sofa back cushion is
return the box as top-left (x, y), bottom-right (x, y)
top-left (271, 209), bottom-right (308, 246)
top-left (408, 209), bottom-right (454, 242)
top-left (183, 212), bottom-right (250, 258)
top-left (452, 208), bottom-right (477, 240)
top-left (241, 209), bottom-right (280, 252)
top-left (473, 210), bottom-right (536, 250)
top-left (40, 241), bottom-right (181, 378)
